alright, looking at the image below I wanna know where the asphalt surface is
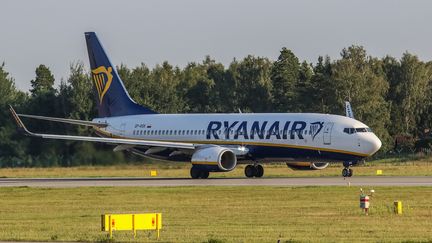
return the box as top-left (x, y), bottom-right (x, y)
top-left (0, 176), bottom-right (431, 187)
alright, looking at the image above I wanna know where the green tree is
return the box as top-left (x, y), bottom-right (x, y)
top-left (27, 65), bottom-right (61, 166)
top-left (296, 61), bottom-right (315, 112)
top-left (0, 63), bottom-right (29, 167)
top-left (309, 56), bottom-right (334, 113)
top-left (331, 46), bottom-right (391, 150)
top-left (271, 48), bottom-right (300, 112)
top-left (181, 61), bottom-right (215, 113)
top-left (150, 62), bottom-right (185, 113)
top-left (232, 55), bottom-right (273, 112)
top-left (30, 64), bottom-right (55, 95)
top-left (386, 53), bottom-right (431, 136)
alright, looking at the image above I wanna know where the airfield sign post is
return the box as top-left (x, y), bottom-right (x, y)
top-left (360, 188), bottom-right (374, 215)
top-left (102, 213), bottom-right (162, 240)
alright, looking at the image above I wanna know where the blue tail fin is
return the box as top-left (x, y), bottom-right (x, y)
top-left (85, 32), bottom-right (156, 117)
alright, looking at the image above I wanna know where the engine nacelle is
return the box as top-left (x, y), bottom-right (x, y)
top-left (191, 147), bottom-right (237, 172)
top-left (286, 162), bottom-right (329, 170)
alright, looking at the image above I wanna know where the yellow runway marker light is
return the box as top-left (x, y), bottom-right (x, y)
top-left (376, 170), bottom-right (383, 175)
top-left (102, 213), bottom-right (162, 239)
top-left (151, 170), bottom-right (157, 177)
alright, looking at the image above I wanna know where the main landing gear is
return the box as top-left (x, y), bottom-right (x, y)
top-left (342, 161), bottom-right (354, 177)
top-left (190, 167), bottom-right (210, 179)
top-left (245, 164), bottom-right (264, 178)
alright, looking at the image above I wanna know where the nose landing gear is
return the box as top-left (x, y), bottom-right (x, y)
top-left (342, 161), bottom-right (355, 177)
top-left (245, 164), bottom-right (264, 178)
top-left (342, 167), bottom-right (353, 177)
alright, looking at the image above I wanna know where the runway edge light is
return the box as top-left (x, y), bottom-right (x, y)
top-left (101, 213), bottom-right (162, 239)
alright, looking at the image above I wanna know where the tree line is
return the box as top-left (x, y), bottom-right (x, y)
top-left (1, 45), bottom-right (431, 167)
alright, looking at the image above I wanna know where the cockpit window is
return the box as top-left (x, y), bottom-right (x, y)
top-left (355, 128), bottom-right (367, 132)
top-left (343, 128), bottom-right (356, 134)
top-left (344, 127), bottom-right (372, 134)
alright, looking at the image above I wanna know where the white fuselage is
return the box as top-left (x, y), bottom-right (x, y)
top-left (93, 113), bottom-right (382, 163)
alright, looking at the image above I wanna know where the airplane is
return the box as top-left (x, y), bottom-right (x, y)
top-left (9, 32), bottom-right (382, 179)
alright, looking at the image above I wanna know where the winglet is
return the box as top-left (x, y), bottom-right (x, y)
top-left (9, 106), bottom-right (33, 135)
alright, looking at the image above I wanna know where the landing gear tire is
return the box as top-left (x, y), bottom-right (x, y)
top-left (190, 167), bottom-right (210, 179)
top-left (342, 168), bottom-right (349, 177)
top-left (342, 168), bottom-right (353, 177)
top-left (245, 165), bottom-right (257, 178)
top-left (200, 170), bottom-right (210, 179)
top-left (255, 164), bottom-right (264, 178)
top-left (245, 164), bottom-right (264, 178)
top-left (190, 167), bottom-right (201, 179)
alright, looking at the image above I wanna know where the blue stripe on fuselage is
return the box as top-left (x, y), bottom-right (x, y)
top-left (246, 145), bottom-right (363, 162)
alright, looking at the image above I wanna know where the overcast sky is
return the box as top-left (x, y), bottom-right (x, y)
top-left (1, 0), bottom-right (431, 91)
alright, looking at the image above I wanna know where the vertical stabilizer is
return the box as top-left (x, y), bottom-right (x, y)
top-left (85, 32), bottom-right (156, 117)
top-left (345, 101), bottom-right (355, 119)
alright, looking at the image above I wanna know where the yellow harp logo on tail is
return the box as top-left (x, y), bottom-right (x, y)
top-left (92, 66), bottom-right (113, 104)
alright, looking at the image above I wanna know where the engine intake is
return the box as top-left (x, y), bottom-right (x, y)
top-left (191, 147), bottom-right (237, 171)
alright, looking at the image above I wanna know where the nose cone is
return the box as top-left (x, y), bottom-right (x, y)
top-left (364, 133), bottom-right (382, 155)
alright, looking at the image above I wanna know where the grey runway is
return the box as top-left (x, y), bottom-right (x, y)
top-left (0, 176), bottom-right (431, 187)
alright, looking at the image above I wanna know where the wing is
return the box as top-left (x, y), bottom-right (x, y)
top-left (9, 106), bottom-right (195, 150)
top-left (17, 113), bottom-right (108, 127)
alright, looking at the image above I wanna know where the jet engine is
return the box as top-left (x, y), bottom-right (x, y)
top-left (191, 146), bottom-right (237, 172)
top-left (286, 162), bottom-right (329, 170)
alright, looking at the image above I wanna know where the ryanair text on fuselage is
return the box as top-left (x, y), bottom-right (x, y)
top-left (206, 120), bottom-right (324, 140)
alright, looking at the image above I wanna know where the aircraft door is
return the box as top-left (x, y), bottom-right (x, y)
top-left (119, 122), bottom-right (126, 136)
top-left (323, 122), bottom-right (334, 145)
